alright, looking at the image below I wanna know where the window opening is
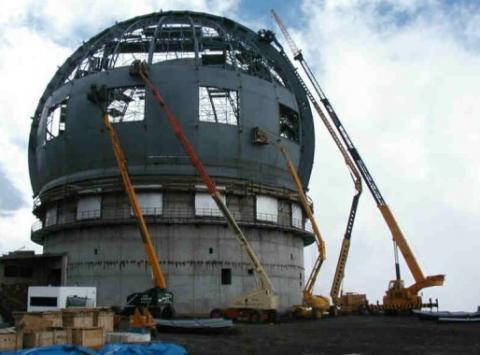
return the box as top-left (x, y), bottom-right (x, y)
top-left (221, 268), bottom-right (232, 285)
top-left (256, 195), bottom-right (278, 223)
top-left (77, 196), bottom-right (102, 220)
top-left (195, 190), bottom-right (225, 217)
top-left (199, 86), bottom-right (239, 125)
top-left (209, 247), bottom-right (214, 254)
top-left (45, 97), bottom-right (69, 142)
top-left (292, 203), bottom-right (303, 229)
top-left (45, 205), bottom-right (58, 227)
top-left (279, 103), bottom-right (300, 142)
top-left (134, 193), bottom-right (163, 216)
top-left (107, 86), bottom-right (145, 123)
top-left (4, 266), bottom-right (33, 278)
top-left (30, 297), bottom-right (58, 307)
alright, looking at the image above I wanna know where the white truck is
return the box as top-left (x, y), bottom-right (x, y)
top-left (27, 286), bottom-right (96, 312)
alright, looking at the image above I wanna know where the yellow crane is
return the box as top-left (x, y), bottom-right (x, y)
top-left (269, 11), bottom-right (368, 315)
top-left (87, 85), bottom-right (174, 319)
top-left (129, 61), bottom-right (278, 322)
top-left (272, 10), bottom-right (445, 313)
top-left (275, 145), bottom-right (330, 318)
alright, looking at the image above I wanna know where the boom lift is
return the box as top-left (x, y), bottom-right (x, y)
top-left (130, 61), bottom-right (278, 322)
top-left (272, 10), bottom-right (445, 312)
top-left (267, 12), bottom-right (367, 315)
top-left (276, 144), bottom-right (330, 318)
top-left (88, 86), bottom-right (174, 319)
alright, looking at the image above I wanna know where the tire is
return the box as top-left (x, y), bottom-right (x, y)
top-left (210, 308), bottom-right (224, 319)
top-left (358, 304), bottom-right (367, 316)
top-left (148, 306), bottom-right (162, 319)
top-left (329, 306), bottom-right (338, 317)
top-left (161, 305), bottom-right (175, 319)
top-left (293, 308), bottom-right (303, 319)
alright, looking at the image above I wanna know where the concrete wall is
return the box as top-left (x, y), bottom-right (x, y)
top-left (0, 254), bottom-right (65, 287)
top-left (39, 187), bottom-right (309, 315)
top-left (44, 224), bottom-right (304, 315)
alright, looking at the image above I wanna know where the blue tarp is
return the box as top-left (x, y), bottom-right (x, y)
top-left (98, 343), bottom-right (186, 355)
top-left (1, 345), bottom-right (96, 355)
top-left (1, 343), bottom-right (187, 355)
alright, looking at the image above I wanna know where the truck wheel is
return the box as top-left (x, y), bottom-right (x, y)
top-left (293, 308), bottom-right (303, 319)
top-left (148, 306), bottom-right (162, 319)
top-left (358, 304), bottom-right (367, 315)
top-left (161, 305), bottom-right (175, 319)
top-left (329, 306), bottom-right (338, 317)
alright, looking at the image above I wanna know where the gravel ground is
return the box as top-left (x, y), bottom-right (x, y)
top-left (155, 315), bottom-right (480, 355)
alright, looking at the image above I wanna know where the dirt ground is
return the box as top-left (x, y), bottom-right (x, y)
top-left (155, 315), bottom-right (480, 355)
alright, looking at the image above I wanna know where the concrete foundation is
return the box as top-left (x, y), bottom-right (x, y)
top-left (44, 224), bottom-right (304, 314)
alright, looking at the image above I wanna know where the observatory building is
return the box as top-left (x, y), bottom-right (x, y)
top-left (29, 11), bottom-right (316, 314)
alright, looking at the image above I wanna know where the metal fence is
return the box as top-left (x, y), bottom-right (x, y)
top-left (32, 207), bottom-right (308, 235)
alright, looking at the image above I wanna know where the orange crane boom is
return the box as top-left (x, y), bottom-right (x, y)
top-left (101, 112), bottom-right (166, 289)
top-left (271, 9), bottom-right (444, 311)
top-left (270, 10), bottom-right (364, 308)
top-left (130, 61), bottom-right (278, 322)
top-left (87, 86), bottom-right (174, 318)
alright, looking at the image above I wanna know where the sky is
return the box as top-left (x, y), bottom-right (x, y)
top-left (0, 0), bottom-right (479, 311)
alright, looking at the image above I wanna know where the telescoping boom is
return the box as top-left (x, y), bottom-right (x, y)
top-left (276, 145), bottom-right (330, 318)
top-left (272, 9), bottom-right (444, 312)
top-left (130, 60), bottom-right (278, 322)
top-left (268, 11), bottom-right (364, 312)
top-left (87, 87), bottom-right (174, 319)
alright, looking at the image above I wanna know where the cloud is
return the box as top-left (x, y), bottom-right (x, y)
top-left (0, 0), bottom-right (478, 312)
top-left (6, 0), bottom-right (240, 47)
top-left (0, 166), bottom-right (27, 216)
top-left (0, 1), bottom-right (240, 256)
top-left (0, 23), bottom-right (71, 254)
top-left (287, 0), bottom-right (480, 310)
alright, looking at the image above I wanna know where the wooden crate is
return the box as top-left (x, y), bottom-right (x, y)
top-left (23, 330), bottom-right (53, 348)
top-left (0, 328), bottom-right (22, 351)
top-left (13, 311), bottom-right (62, 330)
top-left (69, 327), bottom-right (104, 349)
top-left (62, 309), bottom-right (94, 328)
top-left (23, 328), bottom-right (68, 349)
top-left (51, 328), bottom-right (68, 345)
top-left (94, 309), bottom-right (114, 332)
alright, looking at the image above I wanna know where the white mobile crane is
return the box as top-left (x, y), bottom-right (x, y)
top-left (272, 10), bottom-right (444, 312)
top-left (129, 60), bottom-right (278, 322)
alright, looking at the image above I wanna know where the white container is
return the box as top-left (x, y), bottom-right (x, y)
top-left (27, 286), bottom-right (96, 312)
